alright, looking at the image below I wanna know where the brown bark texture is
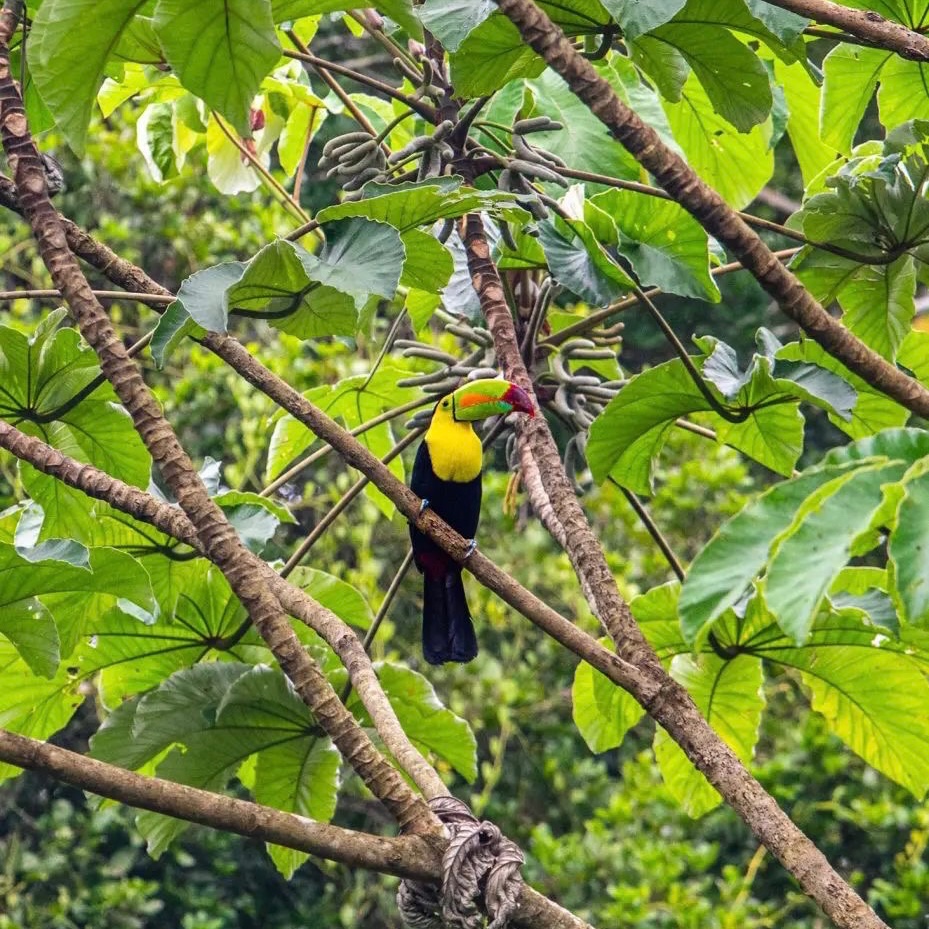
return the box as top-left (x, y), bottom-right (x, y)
top-left (765, 0), bottom-right (929, 59)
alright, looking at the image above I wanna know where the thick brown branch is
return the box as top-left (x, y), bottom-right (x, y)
top-left (0, 728), bottom-right (439, 880)
top-left (462, 210), bottom-right (888, 929)
top-left (763, 0), bottom-right (929, 60)
top-left (0, 34), bottom-right (434, 837)
top-left (494, 0), bottom-right (929, 420)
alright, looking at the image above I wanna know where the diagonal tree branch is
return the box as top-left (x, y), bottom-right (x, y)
top-left (0, 24), bottom-right (436, 838)
top-left (762, 0), bottom-right (929, 60)
top-left (462, 211), bottom-right (889, 929)
top-left (494, 0), bottom-right (929, 421)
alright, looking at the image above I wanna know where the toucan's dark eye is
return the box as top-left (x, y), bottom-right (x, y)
top-left (442, 399), bottom-right (450, 408)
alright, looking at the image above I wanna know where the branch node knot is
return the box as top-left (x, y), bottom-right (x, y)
top-left (397, 797), bottom-right (524, 929)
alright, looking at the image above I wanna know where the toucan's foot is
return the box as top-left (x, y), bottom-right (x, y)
top-left (418, 498), bottom-right (430, 516)
top-left (463, 538), bottom-right (478, 560)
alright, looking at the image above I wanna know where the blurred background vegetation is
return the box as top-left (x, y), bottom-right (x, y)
top-left (2, 53), bottom-right (927, 929)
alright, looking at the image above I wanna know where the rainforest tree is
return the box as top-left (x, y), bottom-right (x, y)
top-left (2, 0), bottom-right (929, 927)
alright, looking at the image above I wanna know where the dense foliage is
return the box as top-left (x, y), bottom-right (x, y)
top-left (3, 0), bottom-right (929, 926)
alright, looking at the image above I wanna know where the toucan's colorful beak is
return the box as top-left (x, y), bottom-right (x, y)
top-left (448, 377), bottom-right (536, 421)
top-left (502, 383), bottom-right (535, 417)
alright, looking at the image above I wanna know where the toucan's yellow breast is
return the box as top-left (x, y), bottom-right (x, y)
top-left (425, 409), bottom-right (483, 482)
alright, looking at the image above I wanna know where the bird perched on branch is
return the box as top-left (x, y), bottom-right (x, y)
top-left (409, 378), bottom-right (534, 665)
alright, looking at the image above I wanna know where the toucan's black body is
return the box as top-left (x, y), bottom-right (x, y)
top-left (409, 441), bottom-right (481, 665)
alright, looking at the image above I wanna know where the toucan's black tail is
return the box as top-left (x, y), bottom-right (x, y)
top-left (422, 570), bottom-right (478, 665)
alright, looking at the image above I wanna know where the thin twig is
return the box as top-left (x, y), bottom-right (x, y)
top-left (339, 548), bottom-right (415, 704)
top-left (211, 111), bottom-right (311, 225)
top-left (280, 428), bottom-right (422, 577)
top-left (282, 48), bottom-right (436, 121)
top-left (261, 396), bottom-right (431, 498)
top-left (613, 481), bottom-right (685, 581)
top-left (0, 287), bottom-right (174, 305)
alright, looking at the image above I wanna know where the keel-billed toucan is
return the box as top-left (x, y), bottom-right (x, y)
top-left (409, 378), bottom-right (534, 665)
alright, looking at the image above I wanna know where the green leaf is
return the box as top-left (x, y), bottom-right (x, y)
top-left (654, 653), bottom-right (764, 817)
top-left (214, 490), bottom-right (295, 553)
top-left (629, 34), bottom-right (689, 102)
top-left (311, 218), bottom-right (405, 307)
top-left (0, 600), bottom-right (59, 679)
top-left (87, 695), bottom-right (153, 771)
top-left (0, 640), bottom-right (82, 782)
top-left (366, 663), bottom-right (477, 781)
top-left (109, 663), bottom-right (254, 768)
top-left (417, 0), bottom-right (495, 50)
top-left (888, 461), bottom-right (929, 625)
top-left (744, 0), bottom-right (807, 42)
top-left (287, 567), bottom-right (374, 629)
top-left (772, 57), bottom-right (838, 186)
top-left (758, 626), bottom-right (929, 798)
top-left (715, 398), bottom-right (804, 480)
top-left (0, 543), bottom-right (155, 674)
top-left (697, 332), bottom-right (854, 477)
top-left (399, 230), bottom-right (454, 294)
top-left (78, 568), bottom-right (252, 707)
top-left (200, 224), bottom-right (404, 340)
top-left (763, 460), bottom-right (907, 642)
top-left (538, 214), bottom-right (634, 307)
top-left (30, 0), bottom-right (150, 154)
top-left (587, 359), bottom-right (709, 493)
top-left (173, 262), bottom-right (249, 332)
top-left (254, 736), bottom-right (341, 877)
top-left (679, 463), bottom-right (861, 642)
top-left (137, 102), bottom-right (178, 182)
top-left (406, 289), bottom-right (442, 332)
top-left (793, 124), bottom-right (929, 287)
top-left (572, 646), bottom-right (645, 752)
top-left (840, 256), bottom-right (916, 361)
top-left (153, 0), bottom-right (281, 136)
top-left (114, 15), bottom-right (164, 66)
top-left (629, 581), bottom-right (690, 659)
top-left (663, 71), bottom-right (773, 208)
top-left (651, 21), bottom-right (771, 131)
top-left (776, 340), bottom-right (909, 439)
top-left (602, 0), bottom-right (686, 39)
top-left (317, 176), bottom-right (527, 230)
top-left (150, 302), bottom-right (205, 368)
top-left (266, 368), bottom-right (416, 514)
top-left (0, 316), bottom-right (151, 541)
top-left (876, 57), bottom-right (929, 131)
top-left (820, 45), bottom-right (886, 153)
top-left (274, 0), bottom-right (420, 35)
top-left (589, 188), bottom-right (720, 301)
top-left (448, 13), bottom-right (545, 97)
top-left (119, 664), bottom-right (339, 855)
